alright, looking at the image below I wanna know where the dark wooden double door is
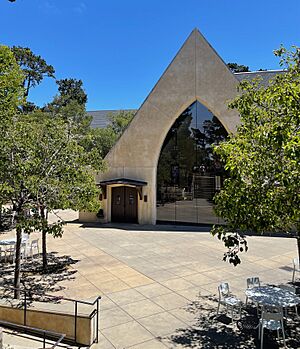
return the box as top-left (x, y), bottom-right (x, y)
top-left (111, 186), bottom-right (138, 223)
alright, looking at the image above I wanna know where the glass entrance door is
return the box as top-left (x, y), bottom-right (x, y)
top-left (156, 101), bottom-right (227, 225)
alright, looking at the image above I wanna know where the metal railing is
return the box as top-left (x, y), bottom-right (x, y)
top-left (0, 319), bottom-right (65, 348)
top-left (0, 285), bottom-right (101, 345)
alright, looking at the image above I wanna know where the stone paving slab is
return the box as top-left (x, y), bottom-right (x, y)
top-left (2, 210), bottom-right (298, 348)
top-left (101, 320), bottom-right (154, 349)
top-left (138, 311), bottom-right (187, 337)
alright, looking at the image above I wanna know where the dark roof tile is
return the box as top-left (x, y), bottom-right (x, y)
top-left (234, 70), bottom-right (285, 86)
top-left (87, 109), bottom-right (136, 129)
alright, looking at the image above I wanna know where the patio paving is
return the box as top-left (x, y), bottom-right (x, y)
top-left (1, 210), bottom-right (298, 348)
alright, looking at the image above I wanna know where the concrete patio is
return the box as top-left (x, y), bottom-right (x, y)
top-left (1, 210), bottom-right (297, 348)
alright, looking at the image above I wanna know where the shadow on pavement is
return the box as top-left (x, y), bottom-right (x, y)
top-left (0, 252), bottom-right (78, 303)
top-left (161, 294), bottom-right (300, 348)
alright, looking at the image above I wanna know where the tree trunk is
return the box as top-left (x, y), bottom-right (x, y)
top-left (41, 206), bottom-right (47, 270)
top-left (42, 229), bottom-right (47, 270)
top-left (0, 205), bottom-right (2, 231)
top-left (14, 225), bottom-right (22, 299)
top-left (0, 327), bottom-right (3, 349)
top-left (25, 76), bottom-right (31, 98)
top-left (297, 231), bottom-right (300, 266)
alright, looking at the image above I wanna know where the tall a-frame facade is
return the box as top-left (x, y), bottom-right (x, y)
top-left (80, 29), bottom-right (242, 225)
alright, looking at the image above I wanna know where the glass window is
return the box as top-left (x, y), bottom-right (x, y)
top-left (156, 101), bottom-right (227, 224)
top-left (116, 195), bottom-right (121, 205)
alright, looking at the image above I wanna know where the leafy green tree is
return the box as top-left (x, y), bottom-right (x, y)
top-left (51, 78), bottom-right (88, 107)
top-left (47, 79), bottom-right (107, 168)
top-left (0, 45), bottom-right (104, 297)
top-left (27, 111), bottom-right (102, 269)
top-left (11, 46), bottom-right (55, 97)
top-left (84, 126), bottom-right (118, 159)
top-left (212, 46), bottom-right (300, 266)
top-left (0, 45), bottom-right (24, 122)
top-left (46, 78), bottom-right (91, 133)
top-left (227, 62), bottom-right (250, 73)
top-left (0, 112), bottom-right (102, 297)
top-left (108, 110), bottom-right (135, 136)
top-left (0, 45), bottom-right (24, 232)
top-left (85, 110), bottom-right (135, 159)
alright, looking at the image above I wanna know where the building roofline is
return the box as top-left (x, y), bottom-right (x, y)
top-left (87, 109), bottom-right (135, 112)
top-left (234, 69), bottom-right (285, 75)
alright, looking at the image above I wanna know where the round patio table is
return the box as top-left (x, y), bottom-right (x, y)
top-left (0, 238), bottom-right (16, 246)
top-left (245, 285), bottom-right (300, 308)
top-left (0, 235), bottom-right (29, 246)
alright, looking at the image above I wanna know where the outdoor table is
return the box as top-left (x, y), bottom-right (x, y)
top-left (0, 235), bottom-right (29, 246)
top-left (0, 236), bottom-right (30, 262)
top-left (245, 285), bottom-right (300, 309)
top-left (0, 238), bottom-right (16, 246)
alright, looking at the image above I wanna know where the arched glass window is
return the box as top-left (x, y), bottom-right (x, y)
top-left (156, 101), bottom-right (228, 224)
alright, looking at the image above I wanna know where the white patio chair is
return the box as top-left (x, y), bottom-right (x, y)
top-left (5, 245), bottom-right (15, 263)
top-left (8, 243), bottom-right (27, 263)
top-left (247, 277), bottom-right (261, 288)
top-left (30, 239), bottom-right (40, 258)
top-left (258, 307), bottom-right (286, 349)
top-left (292, 258), bottom-right (300, 283)
top-left (279, 284), bottom-right (299, 318)
top-left (0, 246), bottom-right (7, 263)
top-left (21, 242), bottom-right (28, 259)
top-left (217, 282), bottom-right (242, 323)
top-left (246, 276), bottom-right (261, 306)
top-left (22, 233), bottom-right (31, 251)
top-left (22, 233), bottom-right (29, 242)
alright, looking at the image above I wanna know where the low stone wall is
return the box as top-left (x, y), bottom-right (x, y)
top-left (78, 210), bottom-right (99, 223)
top-left (0, 299), bottom-right (96, 346)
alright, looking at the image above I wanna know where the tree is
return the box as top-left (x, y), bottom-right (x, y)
top-left (84, 126), bottom-right (118, 159)
top-left (0, 44), bottom-right (24, 236)
top-left (98, 110), bottom-right (135, 156)
top-left (46, 79), bottom-right (106, 167)
top-left (51, 78), bottom-right (88, 107)
top-left (212, 46), bottom-right (300, 266)
top-left (0, 45), bottom-right (104, 297)
top-left (0, 47), bottom-right (25, 298)
top-left (0, 111), bottom-right (103, 296)
top-left (227, 62), bottom-right (250, 73)
top-left (108, 110), bottom-right (135, 136)
top-left (27, 111), bottom-right (102, 270)
top-left (46, 78), bottom-right (91, 133)
top-left (84, 110), bottom-right (135, 159)
top-left (0, 45), bottom-right (24, 122)
top-left (11, 46), bottom-right (55, 97)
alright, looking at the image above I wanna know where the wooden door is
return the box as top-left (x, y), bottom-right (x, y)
top-left (124, 187), bottom-right (137, 223)
top-left (111, 187), bottom-right (125, 222)
top-left (111, 186), bottom-right (137, 223)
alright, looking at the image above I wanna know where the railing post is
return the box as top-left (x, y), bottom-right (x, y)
top-left (74, 301), bottom-right (78, 343)
top-left (24, 292), bottom-right (27, 327)
top-left (96, 298), bottom-right (99, 343)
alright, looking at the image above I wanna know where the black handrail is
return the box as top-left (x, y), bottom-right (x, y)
top-left (0, 319), bottom-right (65, 348)
top-left (0, 285), bottom-right (101, 345)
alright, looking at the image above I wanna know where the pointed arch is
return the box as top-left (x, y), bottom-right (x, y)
top-left (93, 29), bottom-right (241, 225)
top-left (156, 100), bottom-right (228, 224)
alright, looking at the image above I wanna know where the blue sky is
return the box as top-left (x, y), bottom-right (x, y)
top-left (1, 0), bottom-right (300, 110)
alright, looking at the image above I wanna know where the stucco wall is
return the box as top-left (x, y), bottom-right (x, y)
top-left (90, 29), bottom-right (241, 225)
top-left (0, 300), bottom-right (95, 345)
